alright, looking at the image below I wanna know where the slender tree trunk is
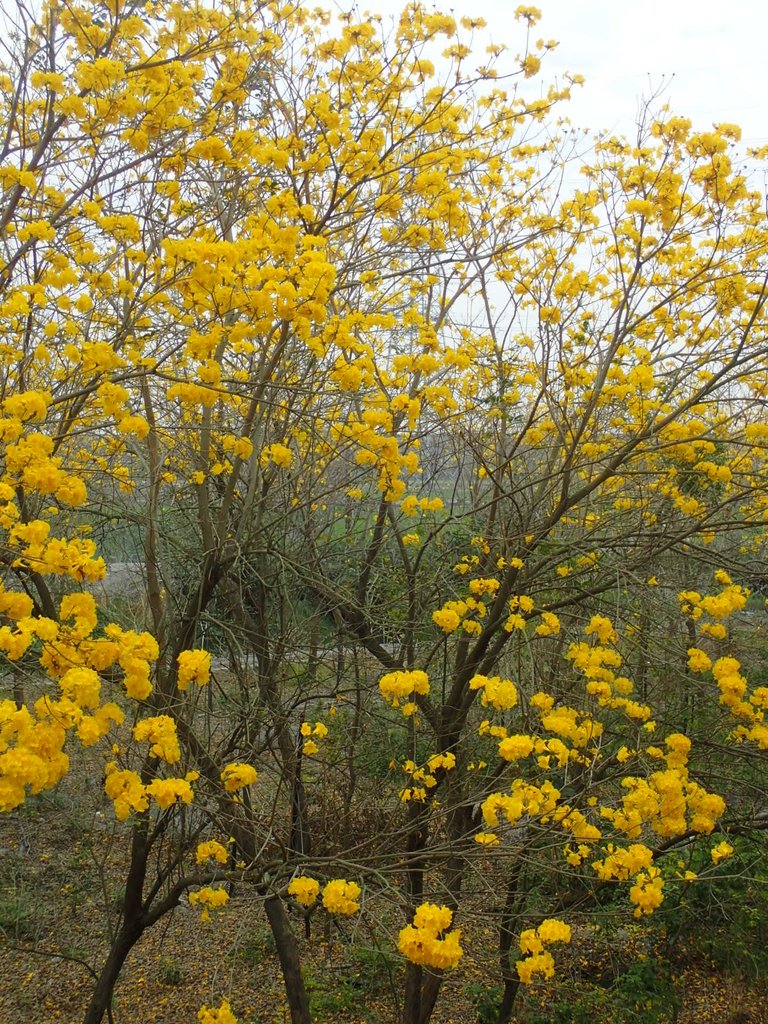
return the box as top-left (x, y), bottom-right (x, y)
top-left (402, 800), bottom-right (429, 1024)
top-left (417, 970), bottom-right (442, 1024)
top-left (497, 863), bottom-right (524, 1024)
top-left (403, 962), bottom-right (423, 1024)
top-left (83, 918), bottom-right (144, 1024)
top-left (497, 975), bottom-right (521, 1024)
top-left (84, 798), bottom-right (153, 1023)
top-left (290, 726), bottom-right (310, 858)
top-left (263, 894), bottom-right (311, 1024)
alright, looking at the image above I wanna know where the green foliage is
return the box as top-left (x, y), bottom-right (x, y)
top-left (158, 955), bottom-right (184, 986)
top-left (465, 981), bottom-right (504, 1024)
top-left (611, 958), bottom-right (677, 1023)
top-left (305, 945), bottom-right (400, 1022)
top-left (526, 991), bottom-right (607, 1024)
top-left (235, 925), bottom-right (277, 964)
top-left (0, 886), bottom-right (35, 940)
top-left (525, 958), bottom-right (676, 1024)
top-left (662, 835), bottom-right (768, 980)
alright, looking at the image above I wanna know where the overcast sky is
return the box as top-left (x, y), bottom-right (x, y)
top-left (351, 0), bottom-right (768, 174)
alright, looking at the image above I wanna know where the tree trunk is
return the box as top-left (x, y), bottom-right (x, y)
top-left (497, 977), bottom-right (521, 1024)
top-left (402, 800), bottom-right (429, 1024)
top-left (83, 798), bottom-right (153, 1023)
top-left (263, 894), bottom-right (311, 1024)
top-left (496, 863), bottom-right (524, 1024)
top-left (403, 962), bottom-right (423, 1024)
top-left (417, 971), bottom-right (442, 1024)
top-left (83, 919), bottom-right (144, 1024)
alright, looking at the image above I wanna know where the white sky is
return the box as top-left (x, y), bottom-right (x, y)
top-left (353, 0), bottom-right (768, 177)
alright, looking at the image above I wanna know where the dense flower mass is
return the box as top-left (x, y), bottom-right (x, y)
top-left (220, 763), bottom-right (258, 792)
top-left (379, 670), bottom-right (430, 713)
top-left (132, 716), bottom-right (180, 764)
top-left (516, 919), bottom-right (572, 983)
top-left (287, 876), bottom-right (320, 907)
top-left (198, 1001), bottom-right (237, 1024)
top-left (321, 879), bottom-right (361, 915)
top-left (189, 886), bottom-right (230, 922)
top-left (398, 903), bottom-right (463, 970)
top-left (196, 841), bottom-right (229, 865)
top-left (177, 649), bottom-right (212, 691)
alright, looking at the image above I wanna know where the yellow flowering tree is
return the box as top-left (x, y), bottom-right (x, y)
top-left (2, 1), bottom-right (768, 1023)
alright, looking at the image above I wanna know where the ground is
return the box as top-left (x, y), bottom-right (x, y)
top-left (1, 778), bottom-right (766, 1024)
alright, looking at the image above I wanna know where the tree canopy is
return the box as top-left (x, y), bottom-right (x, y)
top-left (1, 2), bottom-right (768, 1023)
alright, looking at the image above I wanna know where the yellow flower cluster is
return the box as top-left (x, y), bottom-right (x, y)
top-left (94, 624), bottom-right (158, 700)
top-left (378, 669), bottom-right (430, 715)
top-left (468, 577), bottom-right (501, 597)
top-left (629, 867), bottom-right (664, 917)
top-left (196, 840), bottom-right (229, 865)
top-left (474, 831), bottom-right (500, 846)
top-left (503, 594), bottom-right (535, 632)
top-left (189, 885), bottom-right (229, 922)
top-left (336, 388), bottom-right (426, 502)
top-left (601, 765), bottom-right (725, 840)
top-left (711, 656), bottom-right (750, 717)
top-left (74, 703), bottom-right (125, 748)
top-left (177, 649), bottom-right (212, 691)
top-left (535, 611), bottom-right (561, 636)
top-left (592, 842), bottom-right (654, 881)
top-left (198, 999), bottom-right (237, 1024)
top-left (453, 554), bottom-right (479, 575)
top-left (103, 765), bottom-right (148, 819)
top-left (103, 762), bottom-right (197, 820)
top-left (150, 777), bottom-right (197, 808)
top-left (220, 762), bottom-right (258, 792)
top-left (482, 779), bottom-right (560, 830)
top-left (711, 840), bottom-right (734, 864)
top-left (9, 520), bottom-right (104, 582)
top-left (694, 460), bottom-right (732, 485)
top-left (398, 903), bottom-right (463, 970)
top-left (687, 648), bottom-right (712, 673)
top-left (516, 919), bottom-right (571, 984)
top-left (0, 576), bottom-right (165, 811)
top-left (664, 733), bottom-right (691, 770)
top-left (133, 716), bottom-right (180, 764)
top-left (539, 704), bottom-right (603, 749)
top-left (432, 597), bottom-right (487, 635)
top-left (585, 614), bottom-right (617, 644)
top-left (497, 735), bottom-right (535, 762)
top-left (60, 592), bottom-right (98, 639)
top-left (59, 666), bottom-right (101, 708)
top-left (399, 752), bottom-right (456, 802)
top-left (678, 572), bottom-right (749, 643)
top-left (0, 700), bottom-right (69, 812)
top-left (321, 879), bottom-right (361, 915)
top-left (287, 876), bottom-right (320, 907)
top-left (568, 636), bottom-right (651, 724)
top-left (477, 711), bottom-right (591, 771)
top-left (469, 674), bottom-right (518, 710)
top-left (710, 657), bottom-right (768, 747)
top-left (401, 494), bottom-right (443, 516)
top-left (427, 752), bottom-right (457, 773)
top-left (0, 397), bottom-right (96, 526)
top-left (260, 443), bottom-right (294, 469)
top-left (300, 720), bottom-right (328, 756)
